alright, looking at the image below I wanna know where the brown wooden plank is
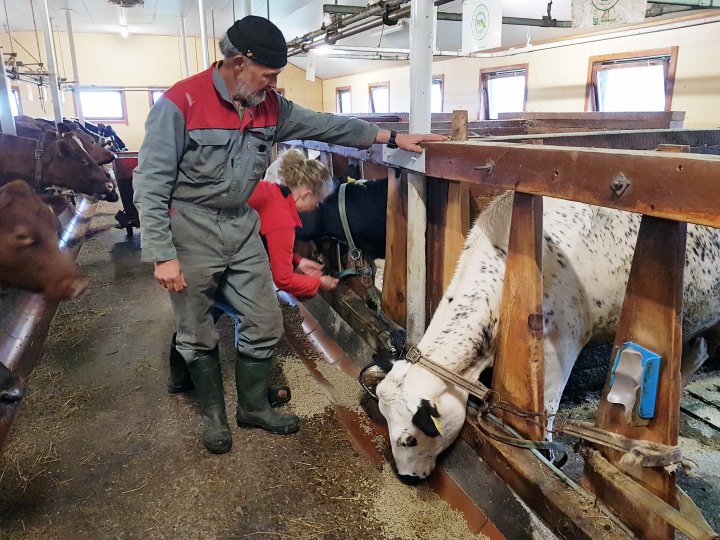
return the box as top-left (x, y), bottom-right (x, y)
top-left (491, 193), bottom-right (545, 440)
top-left (443, 182), bottom-right (469, 292)
top-left (452, 110), bottom-right (469, 141)
top-left (582, 215), bottom-right (686, 540)
top-left (426, 178), bottom-right (448, 324)
top-left (382, 167), bottom-right (407, 326)
top-left (423, 141), bottom-right (720, 228)
top-left (460, 419), bottom-right (631, 540)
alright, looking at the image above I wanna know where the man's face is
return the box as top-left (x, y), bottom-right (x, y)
top-left (233, 57), bottom-right (283, 106)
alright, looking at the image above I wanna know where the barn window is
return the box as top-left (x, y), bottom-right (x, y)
top-left (587, 47), bottom-right (678, 112)
top-left (431, 75), bottom-right (444, 113)
top-left (336, 86), bottom-right (351, 113)
top-left (10, 86), bottom-right (21, 116)
top-left (149, 89), bottom-right (167, 106)
top-left (479, 65), bottom-right (528, 120)
top-left (79, 89), bottom-right (127, 122)
top-left (369, 82), bottom-right (390, 113)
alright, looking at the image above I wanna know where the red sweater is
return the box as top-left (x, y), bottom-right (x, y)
top-left (247, 181), bottom-right (321, 298)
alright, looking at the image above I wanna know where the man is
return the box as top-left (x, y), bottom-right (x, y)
top-left (133, 15), bottom-right (444, 454)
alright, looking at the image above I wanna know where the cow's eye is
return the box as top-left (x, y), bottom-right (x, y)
top-left (80, 159), bottom-right (89, 166)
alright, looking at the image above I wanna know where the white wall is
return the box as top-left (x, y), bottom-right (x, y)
top-left (321, 16), bottom-right (720, 129)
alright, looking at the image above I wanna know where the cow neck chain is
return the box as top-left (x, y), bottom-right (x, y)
top-left (34, 133), bottom-right (45, 191)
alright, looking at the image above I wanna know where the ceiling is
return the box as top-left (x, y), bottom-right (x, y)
top-left (0, 1), bottom-right (692, 79)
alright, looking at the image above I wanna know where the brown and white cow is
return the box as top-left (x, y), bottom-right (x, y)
top-left (0, 133), bottom-right (115, 198)
top-left (0, 180), bottom-right (88, 300)
top-left (377, 191), bottom-right (720, 481)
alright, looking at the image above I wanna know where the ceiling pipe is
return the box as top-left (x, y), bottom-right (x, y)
top-left (288, 0), bottom-right (455, 57)
top-left (0, 50), bottom-right (16, 135)
top-left (180, 16), bottom-right (190, 77)
top-left (39, 0), bottom-right (62, 123)
top-left (198, 0), bottom-right (210, 69)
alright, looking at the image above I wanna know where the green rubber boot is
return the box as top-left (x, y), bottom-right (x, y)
top-left (167, 333), bottom-right (195, 394)
top-left (187, 355), bottom-right (232, 454)
top-left (235, 354), bottom-right (299, 434)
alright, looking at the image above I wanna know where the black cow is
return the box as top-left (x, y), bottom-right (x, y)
top-left (296, 178), bottom-right (387, 261)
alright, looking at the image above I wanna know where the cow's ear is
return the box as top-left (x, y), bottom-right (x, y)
top-left (57, 122), bottom-right (71, 134)
top-left (58, 139), bottom-right (74, 158)
top-left (0, 180), bottom-right (31, 209)
top-left (412, 399), bottom-right (442, 438)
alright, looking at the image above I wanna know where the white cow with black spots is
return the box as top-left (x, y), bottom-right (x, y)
top-left (377, 191), bottom-right (720, 482)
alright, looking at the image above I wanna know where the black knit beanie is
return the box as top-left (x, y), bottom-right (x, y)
top-left (226, 16), bottom-right (287, 68)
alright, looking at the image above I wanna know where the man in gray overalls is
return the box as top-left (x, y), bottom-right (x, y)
top-left (134, 16), bottom-right (443, 454)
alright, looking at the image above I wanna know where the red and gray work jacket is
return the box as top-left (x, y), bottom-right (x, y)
top-left (133, 64), bottom-right (378, 263)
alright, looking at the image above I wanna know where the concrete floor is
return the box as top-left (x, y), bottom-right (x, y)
top-left (0, 204), bottom-right (493, 540)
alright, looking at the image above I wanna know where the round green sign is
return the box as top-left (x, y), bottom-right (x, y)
top-left (471, 4), bottom-right (490, 41)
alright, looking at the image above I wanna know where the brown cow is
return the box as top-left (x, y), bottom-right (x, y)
top-left (0, 133), bottom-right (114, 198)
top-left (0, 180), bottom-right (88, 300)
top-left (15, 121), bottom-right (116, 167)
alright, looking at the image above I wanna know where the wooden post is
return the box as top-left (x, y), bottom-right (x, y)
top-left (582, 146), bottom-right (688, 540)
top-left (491, 193), bottom-right (545, 441)
top-left (451, 109), bottom-right (468, 141)
top-left (426, 178), bottom-right (449, 323)
top-left (382, 167), bottom-right (408, 326)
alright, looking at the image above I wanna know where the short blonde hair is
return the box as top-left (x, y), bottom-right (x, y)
top-left (278, 149), bottom-right (334, 201)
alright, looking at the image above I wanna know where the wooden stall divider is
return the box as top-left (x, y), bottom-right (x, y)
top-left (382, 167), bottom-right (408, 326)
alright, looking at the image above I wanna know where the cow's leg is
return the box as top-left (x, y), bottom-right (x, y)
top-left (543, 334), bottom-right (584, 437)
top-left (680, 336), bottom-right (708, 387)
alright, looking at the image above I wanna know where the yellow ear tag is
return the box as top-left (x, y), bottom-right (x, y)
top-left (431, 416), bottom-right (443, 435)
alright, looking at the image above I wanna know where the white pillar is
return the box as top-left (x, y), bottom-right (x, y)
top-left (0, 47), bottom-right (16, 135)
top-left (198, 0), bottom-right (210, 69)
top-left (64, 9), bottom-right (84, 123)
top-left (406, 0), bottom-right (434, 344)
top-left (180, 16), bottom-right (190, 77)
top-left (243, 0), bottom-right (252, 17)
top-left (39, 0), bottom-right (63, 123)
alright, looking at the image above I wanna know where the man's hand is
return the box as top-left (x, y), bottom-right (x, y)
top-left (154, 259), bottom-right (187, 293)
top-left (296, 257), bottom-right (324, 277)
top-left (395, 133), bottom-right (446, 153)
top-left (319, 275), bottom-right (339, 291)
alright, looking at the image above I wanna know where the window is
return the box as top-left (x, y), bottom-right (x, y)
top-left (480, 65), bottom-right (527, 120)
top-left (10, 87), bottom-right (21, 116)
top-left (431, 76), bottom-right (444, 113)
top-left (586, 48), bottom-right (678, 112)
top-left (336, 86), bottom-right (351, 113)
top-left (149, 89), bottom-right (167, 106)
top-left (369, 82), bottom-right (389, 113)
top-left (79, 89), bottom-right (126, 121)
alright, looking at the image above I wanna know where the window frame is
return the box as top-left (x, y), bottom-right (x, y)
top-left (431, 74), bottom-right (444, 114)
top-left (148, 88), bottom-right (168, 107)
top-left (336, 86), bottom-right (351, 113)
top-left (10, 85), bottom-right (22, 116)
top-left (585, 47), bottom-right (678, 112)
top-left (79, 87), bottom-right (128, 124)
top-left (479, 64), bottom-right (528, 120)
top-left (368, 81), bottom-right (390, 114)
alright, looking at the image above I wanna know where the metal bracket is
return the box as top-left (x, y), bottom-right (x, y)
top-left (383, 146), bottom-right (425, 174)
top-left (474, 159), bottom-right (495, 176)
top-left (610, 172), bottom-right (631, 197)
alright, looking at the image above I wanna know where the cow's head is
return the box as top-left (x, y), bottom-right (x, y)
top-left (376, 359), bottom-right (469, 481)
top-left (0, 180), bottom-right (88, 300)
top-left (58, 122), bottom-right (116, 166)
top-left (42, 132), bottom-right (115, 199)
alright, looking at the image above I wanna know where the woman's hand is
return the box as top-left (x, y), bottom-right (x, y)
top-left (319, 275), bottom-right (339, 291)
top-left (154, 259), bottom-right (187, 292)
top-left (297, 257), bottom-right (324, 277)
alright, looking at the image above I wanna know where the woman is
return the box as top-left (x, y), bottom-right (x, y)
top-left (247, 149), bottom-right (339, 297)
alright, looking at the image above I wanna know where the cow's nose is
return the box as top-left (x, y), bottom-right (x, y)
top-left (0, 387), bottom-right (25, 404)
top-left (398, 474), bottom-right (423, 485)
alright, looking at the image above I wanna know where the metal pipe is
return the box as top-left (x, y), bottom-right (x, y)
top-left (198, 0), bottom-right (210, 69)
top-left (651, 0), bottom-right (720, 5)
top-left (0, 196), bottom-right (98, 450)
top-left (405, 0), bottom-right (433, 344)
top-left (64, 9), bottom-right (84, 123)
top-left (243, 0), bottom-right (252, 17)
top-left (180, 16), bottom-right (190, 77)
top-left (0, 47), bottom-right (16, 135)
top-left (39, 0), bottom-right (62, 123)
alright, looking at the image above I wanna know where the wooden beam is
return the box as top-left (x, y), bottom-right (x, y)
top-left (423, 141), bottom-right (720, 228)
top-left (426, 178), bottom-right (448, 323)
top-left (582, 214), bottom-right (686, 540)
top-left (382, 167), bottom-right (407, 326)
top-left (460, 419), bottom-right (631, 540)
top-left (491, 193), bottom-right (545, 440)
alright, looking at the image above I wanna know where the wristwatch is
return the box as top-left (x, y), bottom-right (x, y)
top-left (387, 130), bottom-right (399, 149)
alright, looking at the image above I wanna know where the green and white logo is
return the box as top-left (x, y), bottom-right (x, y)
top-left (471, 4), bottom-right (490, 41)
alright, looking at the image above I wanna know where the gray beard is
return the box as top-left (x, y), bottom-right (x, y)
top-left (234, 80), bottom-right (266, 107)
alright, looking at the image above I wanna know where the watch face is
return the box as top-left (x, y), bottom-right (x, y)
top-left (471, 4), bottom-right (490, 41)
